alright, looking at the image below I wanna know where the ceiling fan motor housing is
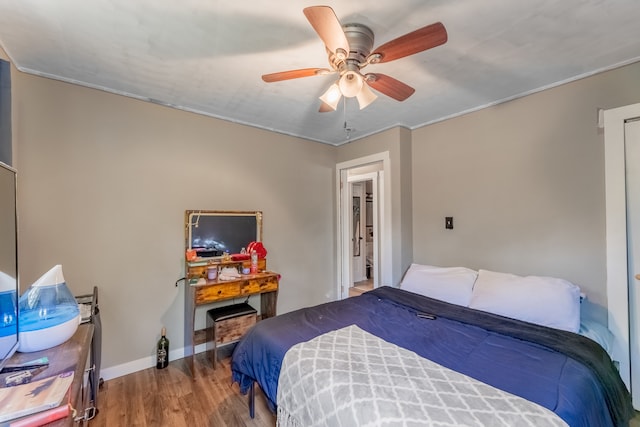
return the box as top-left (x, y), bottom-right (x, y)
top-left (328, 23), bottom-right (374, 71)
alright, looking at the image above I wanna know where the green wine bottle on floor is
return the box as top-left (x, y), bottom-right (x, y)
top-left (156, 327), bottom-right (169, 369)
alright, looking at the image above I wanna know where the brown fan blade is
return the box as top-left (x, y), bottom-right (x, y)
top-left (370, 22), bottom-right (447, 64)
top-left (303, 6), bottom-right (349, 56)
top-left (262, 68), bottom-right (331, 83)
top-left (365, 73), bottom-right (415, 101)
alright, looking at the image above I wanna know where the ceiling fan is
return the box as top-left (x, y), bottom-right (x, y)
top-left (262, 6), bottom-right (448, 112)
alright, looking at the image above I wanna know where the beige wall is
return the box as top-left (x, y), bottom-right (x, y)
top-left (11, 71), bottom-right (337, 370)
top-left (411, 61), bottom-right (640, 318)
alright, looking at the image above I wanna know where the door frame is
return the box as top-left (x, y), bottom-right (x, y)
top-left (336, 152), bottom-right (391, 300)
top-left (604, 102), bottom-right (640, 398)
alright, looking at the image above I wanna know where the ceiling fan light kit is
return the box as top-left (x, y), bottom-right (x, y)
top-left (320, 83), bottom-right (342, 110)
top-left (261, 5), bottom-right (447, 113)
top-left (338, 71), bottom-right (363, 97)
top-left (356, 83), bottom-right (377, 110)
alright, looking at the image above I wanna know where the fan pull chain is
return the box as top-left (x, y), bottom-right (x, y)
top-left (343, 97), bottom-right (353, 140)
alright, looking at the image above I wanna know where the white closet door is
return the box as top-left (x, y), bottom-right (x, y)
top-left (625, 118), bottom-right (640, 408)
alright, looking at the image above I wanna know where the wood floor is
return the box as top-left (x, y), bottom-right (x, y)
top-left (349, 278), bottom-right (373, 297)
top-left (90, 353), bottom-right (275, 427)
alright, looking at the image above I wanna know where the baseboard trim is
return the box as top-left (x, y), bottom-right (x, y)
top-left (100, 342), bottom-right (208, 381)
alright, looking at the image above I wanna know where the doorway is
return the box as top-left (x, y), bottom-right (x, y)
top-left (336, 152), bottom-right (391, 300)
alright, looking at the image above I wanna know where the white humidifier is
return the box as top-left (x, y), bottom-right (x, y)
top-left (18, 265), bottom-right (80, 353)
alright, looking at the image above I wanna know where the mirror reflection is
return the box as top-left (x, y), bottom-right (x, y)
top-left (185, 210), bottom-right (262, 259)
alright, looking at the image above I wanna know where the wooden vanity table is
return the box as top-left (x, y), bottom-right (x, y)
top-left (183, 257), bottom-right (279, 377)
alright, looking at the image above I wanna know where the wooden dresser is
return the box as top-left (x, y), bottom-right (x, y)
top-left (0, 287), bottom-right (99, 425)
top-left (183, 257), bottom-right (278, 377)
top-left (0, 324), bottom-right (94, 426)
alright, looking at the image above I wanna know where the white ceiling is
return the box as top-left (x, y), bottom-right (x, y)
top-left (0, 1), bottom-right (639, 146)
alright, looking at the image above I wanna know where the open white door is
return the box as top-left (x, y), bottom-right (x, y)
top-left (624, 118), bottom-right (640, 408)
top-left (604, 103), bottom-right (640, 408)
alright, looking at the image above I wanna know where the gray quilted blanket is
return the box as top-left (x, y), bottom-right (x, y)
top-left (276, 325), bottom-right (568, 427)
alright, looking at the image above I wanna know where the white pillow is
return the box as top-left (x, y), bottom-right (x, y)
top-left (468, 269), bottom-right (581, 332)
top-left (400, 263), bottom-right (478, 306)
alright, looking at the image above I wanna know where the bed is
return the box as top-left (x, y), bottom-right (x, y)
top-left (231, 266), bottom-right (634, 427)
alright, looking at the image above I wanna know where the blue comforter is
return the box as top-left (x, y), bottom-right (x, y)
top-left (231, 286), bottom-right (633, 427)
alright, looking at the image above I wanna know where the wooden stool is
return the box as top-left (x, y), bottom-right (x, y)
top-left (206, 303), bottom-right (257, 369)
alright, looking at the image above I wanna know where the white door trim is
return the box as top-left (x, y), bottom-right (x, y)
top-left (336, 152), bottom-right (391, 300)
top-left (604, 103), bottom-right (640, 397)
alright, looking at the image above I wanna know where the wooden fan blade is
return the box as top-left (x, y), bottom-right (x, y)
top-left (370, 22), bottom-right (447, 64)
top-left (303, 6), bottom-right (349, 56)
top-left (262, 68), bottom-right (330, 83)
top-left (365, 73), bottom-right (415, 101)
